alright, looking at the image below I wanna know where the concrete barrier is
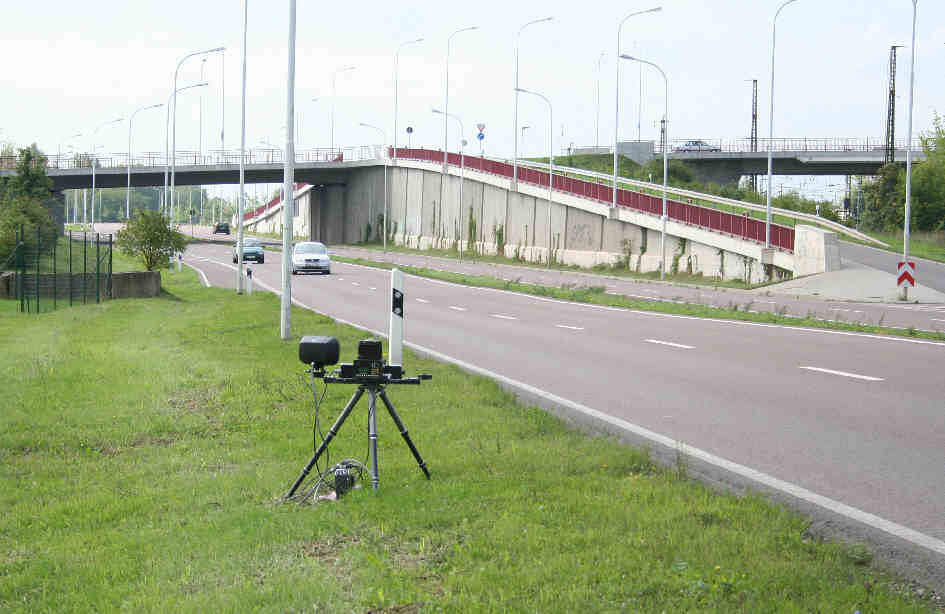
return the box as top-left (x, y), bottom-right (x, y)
top-left (793, 225), bottom-right (840, 276)
top-left (111, 271), bottom-right (162, 299)
top-left (0, 271), bottom-right (161, 300)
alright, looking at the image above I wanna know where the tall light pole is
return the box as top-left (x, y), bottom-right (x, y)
top-left (330, 65), bottom-right (356, 152)
top-left (90, 118), bottom-right (124, 231)
top-left (164, 82), bottom-right (208, 218)
top-left (622, 54), bottom-right (668, 280)
top-left (901, 0), bottom-right (918, 300)
top-left (512, 17), bottom-right (553, 189)
top-left (58, 132), bottom-right (82, 167)
top-left (432, 109), bottom-right (467, 260)
top-left (766, 0), bottom-right (800, 248)
top-left (595, 51), bottom-right (605, 150)
top-left (514, 88), bottom-right (553, 268)
top-left (199, 58), bottom-right (206, 224)
top-left (359, 122), bottom-right (389, 251)
top-left (171, 46), bottom-right (224, 226)
top-left (237, 0), bottom-right (248, 295)
top-left (444, 26), bottom-right (478, 174)
top-left (281, 0), bottom-right (297, 340)
top-left (393, 38), bottom-right (423, 166)
top-left (127, 103), bottom-right (163, 219)
top-left (613, 7), bottom-right (661, 209)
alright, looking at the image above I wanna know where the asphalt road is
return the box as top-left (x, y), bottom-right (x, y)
top-left (841, 239), bottom-right (945, 293)
top-left (183, 242), bottom-right (945, 573)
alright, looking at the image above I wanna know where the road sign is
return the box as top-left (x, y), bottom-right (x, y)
top-left (477, 132), bottom-right (484, 141)
top-left (897, 261), bottom-right (916, 288)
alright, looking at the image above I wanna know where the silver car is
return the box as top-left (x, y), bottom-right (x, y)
top-left (673, 140), bottom-right (722, 152)
top-left (291, 241), bottom-right (331, 275)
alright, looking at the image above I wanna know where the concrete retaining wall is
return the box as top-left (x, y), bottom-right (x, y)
top-left (0, 271), bottom-right (161, 300)
top-left (793, 225), bottom-right (840, 276)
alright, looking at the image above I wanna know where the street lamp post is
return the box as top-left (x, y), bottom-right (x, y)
top-left (330, 66), bottom-right (356, 152)
top-left (613, 7), bottom-right (661, 209)
top-left (171, 46), bottom-right (224, 226)
top-left (595, 51), bottom-right (605, 150)
top-left (766, 0), bottom-right (800, 248)
top-left (199, 57), bottom-right (206, 224)
top-left (237, 0), bottom-right (249, 295)
top-left (512, 17), bottom-right (553, 190)
top-left (281, 0), bottom-right (297, 339)
top-left (513, 88), bottom-right (553, 268)
top-left (444, 26), bottom-right (478, 174)
top-left (164, 82), bottom-right (208, 219)
top-left (432, 108), bottom-right (467, 260)
top-left (90, 118), bottom-right (124, 231)
top-left (901, 0), bottom-right (918, 300)
top-left (359, 122), bottom-right (389, 251)
top-left (393, 38), bottom-right (423, 167)
top-left (127, 103), bottom-right (163, 219)
top-left (621, 55), bottom-right (667, 280)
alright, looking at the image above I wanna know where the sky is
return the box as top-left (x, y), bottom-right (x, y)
top-left (2, 0), bottom-right (943, 201)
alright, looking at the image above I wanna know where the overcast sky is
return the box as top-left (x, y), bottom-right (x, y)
top-left (2, 1), bottom-right (943, 200)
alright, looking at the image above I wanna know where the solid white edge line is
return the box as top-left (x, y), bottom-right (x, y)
top-left (182, 261), bottom-right (211, 287)
top-left (645, 339), bottom-right (695, 350)
top-left (335, 261), bottom-right (945, 348)
top-left (196, 252), bottom-right (945, 558)
top-left (799, 366), bottom-right (884, 382)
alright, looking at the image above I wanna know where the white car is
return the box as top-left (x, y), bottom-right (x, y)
top-left (291, 241), bottom-right (331, 275)
top-left (673, 140), bottom-right (722, 152)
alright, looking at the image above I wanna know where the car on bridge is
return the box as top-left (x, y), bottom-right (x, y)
top-left (291, 241), bottom-right (331, 275)
top-left (233, 237), bottom-right (265, 264)
top-left (673, 140), bottom-right (722, 152)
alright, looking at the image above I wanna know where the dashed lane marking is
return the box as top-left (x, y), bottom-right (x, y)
top-left (449, 306), bottom-right (467, 311)
top-left (799, 366), bottom-right (884, 382)
top-left (556, 324), bottom-right (584, 331)
top-left (645, 339), bottom-right (695, 350)
top-left (492, 314), bottom-right (518, 320)
top-left (416, 298), bottom-right (429, 303)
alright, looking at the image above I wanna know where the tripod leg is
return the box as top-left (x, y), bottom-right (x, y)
top-left (368, 388), bottom-right (380, 491)
top-left (378, 389), bottom-right (430, 479)
top-left (286, 386), bottom-right (365, 499)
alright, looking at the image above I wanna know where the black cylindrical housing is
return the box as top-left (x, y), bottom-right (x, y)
top-left (299, 336), bottom-right (340, 366)
top-left (357, 339), bottom-right (383, 361)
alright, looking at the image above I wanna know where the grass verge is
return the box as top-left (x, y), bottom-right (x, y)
top-left (333, 252), bottom-right (945, 342)
top-left (863, 230), bottom-right (945, 264)
top-left (1, 269), bottom-right (939, 612)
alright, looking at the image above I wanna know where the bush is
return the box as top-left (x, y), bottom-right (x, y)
top-left (116, 210), bottom-right (187, 271)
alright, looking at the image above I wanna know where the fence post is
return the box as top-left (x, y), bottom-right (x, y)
top-left (83, 231), bottom-right (87, 304)
top-left (96, 233), bottom-right (101, 304)
top-left (17, 225), bottom-right (24, 313)
top-left (53, 231), bottom-right (57, 310)
top-left (108, 234), bottom-right (113, 299)
top-left (69, 231), bottom-right (73, 307)
top-left (36, 225), bottom-right (40, 313)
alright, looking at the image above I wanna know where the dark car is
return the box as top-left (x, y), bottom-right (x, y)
top-left (233, 237), bottom-right (264, 263)
top-left (213, 222), bottom-right (230, 235)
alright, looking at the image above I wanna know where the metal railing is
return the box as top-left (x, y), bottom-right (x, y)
top-left (655, 137), bottom-right (923, 154)
top-left (393, 147), bottom-right (796, 252)
top-left (1, 145), bottom-right (386, 172)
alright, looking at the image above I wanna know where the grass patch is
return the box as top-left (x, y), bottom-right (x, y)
top-left (0, 269), bottom-right (939, 612)
top-left (863, 230), bottom-right (945, 264)
top-left (334, 252), bottom-right (945, 342)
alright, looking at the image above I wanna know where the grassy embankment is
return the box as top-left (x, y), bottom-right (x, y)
top-left (863, 230), bottom-right (945, 264)
top-left (1, 267), bottom-right (940, 612)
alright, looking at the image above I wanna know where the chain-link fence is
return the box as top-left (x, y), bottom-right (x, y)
top-left (1, 225), bottom-right (113, 313)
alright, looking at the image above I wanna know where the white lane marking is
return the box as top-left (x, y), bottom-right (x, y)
top-left (369, 287), bottom-right (377, 291)
top-left (799, 366), bottom-right (884, 382)
top-left (335, 260), bottom-right (945, 346)
top-left (449, 305), bottom-right (467, 311)
top-left (351, 282), bottom-right (360, 286)
top-left (416, 298), bottom-right (429, 303)
top-left (182, 262), bottom-right (211, 287)
top-left (556, 324), bottom-right (584, 331)
top-left (492, 314), bottom-right (518, 320)
top-left (932, 318), bottom-right (945, 323)
top-left (645, 339), bottom-right (695, 350)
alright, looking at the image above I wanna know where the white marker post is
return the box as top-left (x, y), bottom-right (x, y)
top-left (389, 268), bottom-right (404, 366)
top-left (246, 266), bottom-right (253, 295)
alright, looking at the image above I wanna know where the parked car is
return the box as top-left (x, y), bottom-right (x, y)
top-left (213, 222), bottom-right (230, 234)
top-left (291, 241), bottom-right (331, 275)
top-left (672, 140), bottom-right (722, 152)
top-left (233, 237), bottom-right (264, 263)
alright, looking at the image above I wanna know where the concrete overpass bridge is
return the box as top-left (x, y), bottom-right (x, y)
top-left (579, 137), bottom-right (927, 185)
top-left (1, 145), bottom-right (843, 283)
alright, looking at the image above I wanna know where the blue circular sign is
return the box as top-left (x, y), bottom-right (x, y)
top-left (477, 132), bottom-right (484, 141)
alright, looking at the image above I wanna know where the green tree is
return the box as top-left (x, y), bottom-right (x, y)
top-left (0, 147), bottom-right (56, 266)
top-left (116, 209), bottom-right (187, 271)
top-left (861, 163), bottom-right (906, 232)
top-left (911, 114), bottom-right (945, 231)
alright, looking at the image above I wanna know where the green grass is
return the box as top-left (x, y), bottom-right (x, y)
top-left (336, 242), bottom-right (760, 291)
top-left (1, 270), bottom-right (939, 612)
top-left (334, 252), bottom-right (945, 342)
top-left (863, 230), bottom-right (945, 264)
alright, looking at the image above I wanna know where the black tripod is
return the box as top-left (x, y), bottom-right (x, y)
top-left (286, 374), bottom-right (431, 498)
